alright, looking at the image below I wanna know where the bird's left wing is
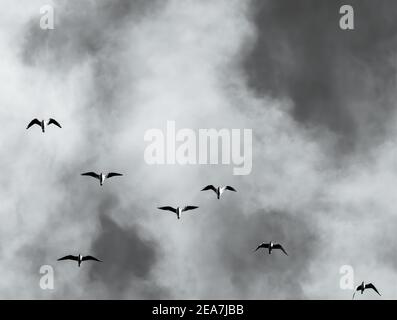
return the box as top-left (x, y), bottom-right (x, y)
top-left (106, 172), bottom-right (123, 178)
top-left (81, 172), bottom-right (100, 179)
top-left (57, 255), bottom-right (78, 261)
top-left (253, 243), bottom-right (268, 252)
top-left (273, 244), bottom-right (288, 256)
top-left (158, 206), bottom-right (177, 213)
top-left (48, 118), bottom-right (62, 128)
top-left (26, 119), bottom-right (41, 129)
top-left (366, 283), bottom-right (381, 296)
top-left (82, 256), bottom-right (102, 262)
top-left (201, 185), bottom-right (217, 193)
top-left (182, 206), bottom-right (199, 212)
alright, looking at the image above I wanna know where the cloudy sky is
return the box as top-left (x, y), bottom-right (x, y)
top-left (0, 0), bottom-right (397, 299)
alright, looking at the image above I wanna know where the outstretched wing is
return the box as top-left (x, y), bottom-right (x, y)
top-left (253, 243), bottom-right (269, 252)
top-left (82, 255), bottom-right (102, 262)
top-left (57, 255), bottom-right (78, 262)
top-left (273, 244), bottom-right (288, 256)
top-left (366, 283), bottom-right (381, 296)
top-left (48, 118), bottom-right (62, 128)
top-left (224, 186), bottom-right (237, 192)
top-left (81, 172), bottom-right (100, 180)
top-left (158, 206), bottom-right (177, 213)
top-left (26, 119), bottom-right (41, 129)
top-left (201, 185), bottom-right (217, 194)
top-left (106, 172), bottom-right (123, 178)
top-left (182, 206), bottom-right (199, 212)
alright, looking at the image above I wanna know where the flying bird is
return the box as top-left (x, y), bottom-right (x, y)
top-left (201, 185), bottom-right (237, 199)
top-left (81, 172), bottom-right (123, 186)
top-left (353, 282), bottom-right (381, 299)
top-left (26, 118), bottom-right (62, 132)
top-left (254, 241), bottom-right (288, 256)
top-left (157, 206), bottom-right (199, 219)
top-left (57, 254), bottom-right (102, 267)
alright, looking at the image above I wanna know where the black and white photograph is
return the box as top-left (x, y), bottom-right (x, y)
top-left (0, 0), bottom-right (397, 314)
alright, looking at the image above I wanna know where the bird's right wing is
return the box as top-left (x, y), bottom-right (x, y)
top-left (182, 206), bottom-right (199, 212)
top-left (366, 283), bottom-right (381, 296)
top-left (201, 185), bottom-right (217, 193)
top-left (158, 206), bottom-right (177, 213)
top-left (106, 172), bottom-right (123, 178)
top-left (48, 118), bottom-right (62, 128)
top-left (81, 172), bottom-right (100, 180)
top-left (57, 255), bottom-right (78, 261)
top-left (26, 119), bottom-right (41, 129)
top-left (82, 256), bottom-right (102, 262)
top-left (224, 186), bottom-right (237, 192)
top-left (274, 244), bottom-right (288, 256)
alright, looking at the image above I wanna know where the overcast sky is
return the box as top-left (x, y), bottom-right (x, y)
top-left (0, 0), bottom-right (397, 299)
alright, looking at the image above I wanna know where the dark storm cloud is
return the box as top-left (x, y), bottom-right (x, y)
top-left (88, 210), bottom-right (167, 299)
top-left (245, 0), bottom-right (397, 152)
top-left (211, 205), bottom-right (319, 299)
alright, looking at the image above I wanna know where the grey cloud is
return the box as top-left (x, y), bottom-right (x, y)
top-left (2, 0), bottom-right (397, 300)
top-left (20, 0), bottom-right (164, 137)
top-left (244, 0), bottom-right (397, 154)
top-left (21, 0), bottom-right (161, 69)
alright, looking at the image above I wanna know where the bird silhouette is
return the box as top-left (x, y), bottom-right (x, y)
top-left (26, 118), bottom-right (62, 132)
top-left (201, 185), bottom-right (237, 199)
top-left (81, 172), bottom-right (123, 186)
top-left (254, 241), bottom-right (288, 256)
top-left (353, 282), bottom-right (381, 299)
top-left (157, 206), bottom-right (199, 219)
top-left (57, 254), bottom-right (102, 267)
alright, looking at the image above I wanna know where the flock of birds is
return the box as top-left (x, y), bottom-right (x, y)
top-left (26, 118), bottom-right (381, 299)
